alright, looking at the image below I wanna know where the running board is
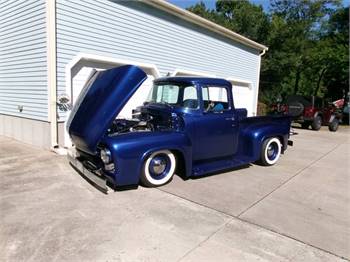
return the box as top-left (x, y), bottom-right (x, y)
top-left (192, 157), bottom-right (250, 177)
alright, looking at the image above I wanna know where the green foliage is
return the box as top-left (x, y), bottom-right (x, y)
top-left (188, 0), bottom-right (270, 43)
top-left (187, 0), bottom-right (349, 104)
top-left (214, 0), bottom-right (270, 43)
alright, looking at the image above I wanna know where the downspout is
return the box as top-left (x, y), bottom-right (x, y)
top-left (46, 0), bottom-right (58, 149)
top-left (254, 48), bottom-right (267, 116)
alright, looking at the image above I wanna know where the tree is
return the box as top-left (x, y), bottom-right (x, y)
top-left (214, 0), bottom-right (270, 43)
top-left (187, 0), bottom-right (348, 104)
top-left (260, 0), bottom-right (342, 102)
top-left (186, 1), bottom-right (217, 21)
top-left (188, 0), bottom-right (270, 43)
top-left (321, 6), bottom-right (349, 99)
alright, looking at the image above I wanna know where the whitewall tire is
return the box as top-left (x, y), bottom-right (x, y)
top-left (260, 137), bottom-right (282, 166)
top-left (141, 150), bottom-right (176, 187)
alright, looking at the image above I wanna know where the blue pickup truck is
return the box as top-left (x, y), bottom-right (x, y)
top-left (67, 65), bottom-right (292, 192)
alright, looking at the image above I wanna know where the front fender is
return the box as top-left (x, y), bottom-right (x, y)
top-left (102, 131), bottom-right (192, 186)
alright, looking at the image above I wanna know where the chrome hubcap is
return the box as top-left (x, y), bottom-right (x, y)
top-left (267, 143), bottom-right (278, 160)
top-left (151, 157), bottom-right (167, 175)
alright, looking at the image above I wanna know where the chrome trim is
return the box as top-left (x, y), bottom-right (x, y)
top-left (151, 158), bottom-right (167, 174)
top-left (104, 163), bottom-right (115, 172)
top-left (67, 151), bottom-right (109, 194)
top-left (100, 148), bottom-right (112, 164)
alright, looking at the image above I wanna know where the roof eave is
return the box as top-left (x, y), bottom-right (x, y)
top-left (141, 0), bottom-right (268, 52)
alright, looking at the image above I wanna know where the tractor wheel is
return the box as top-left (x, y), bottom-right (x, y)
top-left (311, 116), bottom-right (322, 131)
top-left (328, 118), bottom-right (339, 132)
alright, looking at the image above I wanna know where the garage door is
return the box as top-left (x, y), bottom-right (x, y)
top-left (72, 67), bottom-right (100, 104)
top-left (72, 66), bottom-right (154, 119)
top-left (231, 81), bottom-right (254, 116)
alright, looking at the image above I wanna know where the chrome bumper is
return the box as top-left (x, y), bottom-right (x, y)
top-left (67, 148), bottom-right (109, 194)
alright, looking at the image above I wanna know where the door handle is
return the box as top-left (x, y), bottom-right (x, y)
top-left (225, 117), bottom-right (235, 121)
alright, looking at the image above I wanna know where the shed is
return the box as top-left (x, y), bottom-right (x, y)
top-left (0, 0), bottom-right (267, 149)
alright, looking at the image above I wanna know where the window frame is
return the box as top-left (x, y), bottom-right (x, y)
top-left (148, 82), bottom-right (200, 111)
top-left (199, 84), bottom-right (233, 113)
top-left (182, 85), bottom-right (200, 110)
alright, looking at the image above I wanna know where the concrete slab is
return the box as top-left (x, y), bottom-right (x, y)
top-left (161, 127), bottom-right (350, 259)
top-left (181, 218), bottom-right (344, 262)
top-left (1, 187), bottom-right (232, 262)
top-left (240, 138), bottom-right (350, 259)
top-left (0, 138), bottom-right (232, 262)
top-left (161, 127), bottom-right (344, 217)
top-left (0, 138), bottom-right (45, 160)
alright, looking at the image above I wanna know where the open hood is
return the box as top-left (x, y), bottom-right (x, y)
top-left (67, 65), bottom-right (147, 154)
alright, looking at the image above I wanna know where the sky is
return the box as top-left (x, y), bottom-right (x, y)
top-left (168, 0), bottom-right (349, 12)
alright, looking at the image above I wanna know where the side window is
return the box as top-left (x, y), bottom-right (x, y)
top-left (183, 86), bottom-right (198, 109)
top-left (202, 86), bottom-right (229, 112)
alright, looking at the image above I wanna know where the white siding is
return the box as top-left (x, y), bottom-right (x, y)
top-left (231, 82), bottom-right (255, 116)
top-left (56, 0), bottom-right (261, 120)
top-left (0, 0), bottom-right (48, 121)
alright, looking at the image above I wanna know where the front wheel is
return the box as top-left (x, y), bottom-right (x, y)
top-left (260, 137), bottom-right (282, 166)
top-left (140, 150), bottom-right (176, 187)
top-left (328, 118), bottom-right (339, 132)
top-left (311, 116), bottom-right (322, 131)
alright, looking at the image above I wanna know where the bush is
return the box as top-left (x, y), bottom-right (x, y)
top-left (257, 102), bottom-right (268, 116)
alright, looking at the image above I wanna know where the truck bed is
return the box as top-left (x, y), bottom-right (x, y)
top-left (240, 115), bottom-right (291, 127)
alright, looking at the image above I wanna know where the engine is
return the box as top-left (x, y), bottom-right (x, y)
top-left (107, 106), bottom-right (178, 135)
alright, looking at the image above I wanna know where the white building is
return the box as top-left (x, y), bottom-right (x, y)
top-left (0, 0), bottom-right (267, 149)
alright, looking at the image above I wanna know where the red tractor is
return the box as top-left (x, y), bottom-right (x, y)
top-left (272, 95), bottom-right (343, 132)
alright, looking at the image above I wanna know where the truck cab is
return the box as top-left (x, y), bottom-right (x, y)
top-left (141, 77), bottom-right (244, 161)
top-left (67, 65), bottom-right (292, 192)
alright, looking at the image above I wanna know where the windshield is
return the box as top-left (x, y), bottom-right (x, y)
top-left (146, 83), bottom-right (199, 109)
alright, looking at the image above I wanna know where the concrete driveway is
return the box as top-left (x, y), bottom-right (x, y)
top-left (0, 127), bottom-right (349, 261)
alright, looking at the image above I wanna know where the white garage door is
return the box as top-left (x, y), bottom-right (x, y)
top-left (72, 67), bottom-right (100, 103)
top-left (231, 81), bottom-right (254, 116)
top-left (72, 66), bottom-right (154, 119)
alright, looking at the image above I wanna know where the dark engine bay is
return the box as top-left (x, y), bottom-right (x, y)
top-left (107, 106), bottom-right (176, 135)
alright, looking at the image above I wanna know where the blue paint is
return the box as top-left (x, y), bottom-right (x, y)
top-left (66, 65), bottom-right (147, 154)
top-left (68, 65), bottom-right (292, 188)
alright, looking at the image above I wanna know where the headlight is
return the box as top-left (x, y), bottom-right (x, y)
top-left (100, 148), bottom-right (112, 164)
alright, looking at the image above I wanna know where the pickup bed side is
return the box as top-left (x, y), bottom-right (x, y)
top-left (238, 115), bottom-right (291, 160)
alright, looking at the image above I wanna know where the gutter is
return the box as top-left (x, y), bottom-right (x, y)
top-left (46, 0), bottom-right (58, 149)
top-left (260, 49), bottom-right (267, 57)
top-left (253, 49), bottom-right (267, 116)
top-left (142, 0), bottom-right (268, 52)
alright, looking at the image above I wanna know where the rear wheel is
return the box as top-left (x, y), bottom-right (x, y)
top-left (328, 118), bottom-right (339, 132)
top-left (311, 116), bottom-right (322, 131)
top-left (260, 137), bottom-right (282, 166)
top-left (140, 150), bottom-right (176, 187)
